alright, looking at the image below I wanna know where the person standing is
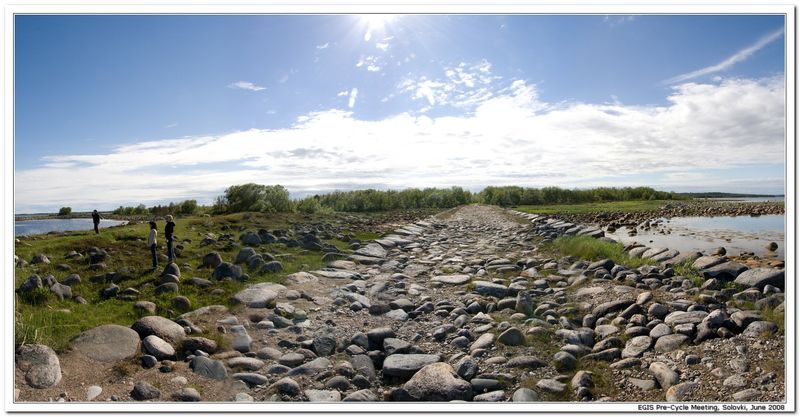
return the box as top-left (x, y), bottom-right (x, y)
top-left (165, 215), bottom-right (175, 262)
top-left (92, 210), bottom-right (102, 234)
top-left (147, 221), bottom-right (158, 270)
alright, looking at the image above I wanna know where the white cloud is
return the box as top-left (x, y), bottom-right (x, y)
top-left (348, 88), bottom-right (358, 108)
top-left (16, 76), bottom-right (785, 212)
top-left (228, 81), bottom-right (266, 91)
top-left (399, 60), bottom-right (502, 109)
top-left (164, 122), bottom-right (178, 128)
top-left (337, 90), bottom-right (349, 97)
top-left (376, 42), bottom-right (389, 51)
top-left (603, 15), bottom-right (636, 26)
top-left (316, 42), bottom-right (329, 49)
top-left (356, 55), bottom-right (382, 72)
top-left (666, 28), bottom-right (784, 83)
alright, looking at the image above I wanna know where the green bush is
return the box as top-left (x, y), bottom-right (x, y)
top-left (57, 207), bottom-right (72, 216)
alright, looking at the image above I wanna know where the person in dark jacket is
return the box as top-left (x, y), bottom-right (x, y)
top-left (91, 210), bottom-right (101, 234)
top-left (147, 221), bottom-right (158, 270)
top-left (165, 215), bottom-right (175, 262)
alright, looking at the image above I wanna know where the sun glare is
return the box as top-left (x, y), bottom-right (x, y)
top-left (359, 14), bottom-right (397, 30)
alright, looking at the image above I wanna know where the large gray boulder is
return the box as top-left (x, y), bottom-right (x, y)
top-left (702, 261), bottom-right (748, 281)
top-left (131, 316), bottom-right (186, 344)
top-left (16, 344), bottom-right (62, 388)
top-left (71, 324), bottom-right (141, 362)
top-left (212, 262), bottom-right (243, 280)
top-left (354, 243), bottom-right (387, 259)
top-left (231, 282), bottom-right (284, 308)
top-left (734, 268), bottom-right (784, 291)
top-left (382, 354), bottom-right (441, 378)
top-left (400, 362), bottom-right (472, 401)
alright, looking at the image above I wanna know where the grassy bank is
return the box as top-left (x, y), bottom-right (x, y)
top-left (541, 235), bottom-right (656, 269)
top-left (514, 200), bottom-right (671, 216)
top-left (14, 211), bottom-right (395, 351)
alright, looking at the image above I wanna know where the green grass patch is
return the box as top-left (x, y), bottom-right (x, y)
top-left (14, 211), bottom-right (387, 351)
top-left (542, 236), bottom-right (655, 269)
top-left (515, 200), bottom-right (673, 216)
top-left (761, 306), bottom-right (785, 334)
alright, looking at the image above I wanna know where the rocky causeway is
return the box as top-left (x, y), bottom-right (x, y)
top-left (14, 205), bottom-right (785, 404)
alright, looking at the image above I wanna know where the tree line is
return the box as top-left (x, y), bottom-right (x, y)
top-left (104, 184), bottom-right (684, 217)
top-left (209, 183), bottom-right (682, 214)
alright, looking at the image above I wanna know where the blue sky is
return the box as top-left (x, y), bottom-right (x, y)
top-left (14, 14), bottom-right (786, 212)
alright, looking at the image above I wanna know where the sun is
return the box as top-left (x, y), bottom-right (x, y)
top-left (359, 14), bottom-right (397, 31)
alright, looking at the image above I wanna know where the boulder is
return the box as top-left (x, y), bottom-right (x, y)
top-left (131, 316), bottom-right (186, 344)
top-left (400, 362), bottom-right (472, 401)
top-left (71, 324), bottom-right (141, 362)
top-left (734, 268), bottom-right (784, 291)
top-left (382, 354), bottom-right (441, 378)
top-left (15, 344), bottom-right (61, 389)
top-left (212, 262), bottom-right (243, 280)
top-left (231, 282), bottom-right (284, 308)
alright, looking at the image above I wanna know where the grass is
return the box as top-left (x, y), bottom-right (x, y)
top-left (514, 200), bottom-right (673, 216)
top-left (14, 210), bottom-right (391, 351)
top-left (541, 236), bottom-right (656, 269)
top-left (761, 306), bottom-right (785, 333)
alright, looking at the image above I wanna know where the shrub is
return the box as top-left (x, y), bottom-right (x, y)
top-left (57, 207), bottom-right (72, 216)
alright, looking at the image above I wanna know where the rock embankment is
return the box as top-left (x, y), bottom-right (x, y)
top-left (15, 205), bottom-right (784, 403)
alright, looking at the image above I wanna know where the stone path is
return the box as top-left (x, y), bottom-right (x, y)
top-left (15, 205), bottom-right (785, 403)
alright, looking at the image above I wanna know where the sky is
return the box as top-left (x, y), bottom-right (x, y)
top-left (14, 14), bottom-right (786, 213)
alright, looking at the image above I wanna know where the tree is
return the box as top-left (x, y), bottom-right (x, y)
top-left (58, 207), bottom-right (72, 216)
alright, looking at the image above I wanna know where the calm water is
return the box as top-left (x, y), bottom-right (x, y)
top-left (609, 215), bottom-right (785, 259)
top-left (15, 218), bottom-right (127, 236)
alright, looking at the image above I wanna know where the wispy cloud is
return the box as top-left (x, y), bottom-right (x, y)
top-left (398, 59), bottom-right (502, 109)
top-left (316, 42), bottom-right (329, 49)
top-left (228, 81), bottom-right (266, 91)
top-left (376, 42), bottom-right (389, 51)
top-left (603, 15), bottom-right (635, 27)
top-left (337, 90), bottom-right (349, 97)
top-left (348, 88), bottom-right (358, 108)
top-left (17, 74), bottom-right (784, 212)
top-left (356, 55), bottom-right (382, 72)
top-left (666, 28), bottom-right (784, 84)
top-left (164, 122), bottom-right (178, 128)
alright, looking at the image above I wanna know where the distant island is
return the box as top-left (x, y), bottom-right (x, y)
top-left (679, 192), bottom-right (784, 198)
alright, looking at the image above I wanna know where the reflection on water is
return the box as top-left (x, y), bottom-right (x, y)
top-left (609, 215), bottom-right (785, 259)
top-left (15, 218), bottom-right (127, 236)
